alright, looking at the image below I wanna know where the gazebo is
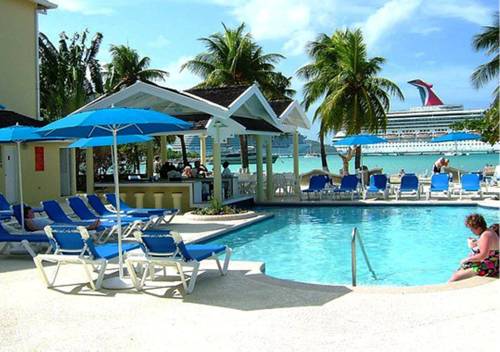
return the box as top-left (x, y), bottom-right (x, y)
top-left (75, 80), bottom-right (310, 209)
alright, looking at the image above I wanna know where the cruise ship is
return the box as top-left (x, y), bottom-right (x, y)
top-left (335, 80), bottom-right (499, 154)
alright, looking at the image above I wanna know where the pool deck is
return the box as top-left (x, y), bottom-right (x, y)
top-left (1, 201), bottom-right (499, 351)
top-left (0, 255), bottom-right (498, 352)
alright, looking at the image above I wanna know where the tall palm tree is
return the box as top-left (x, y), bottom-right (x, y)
top-left (298, 29), bottom-right (403, 170)
top-left (39, 30), bottom-right (104, 121)
top-left (104, 45), bottom-right (169, 92)
top-left (182, 23), bottom-right (294, 170)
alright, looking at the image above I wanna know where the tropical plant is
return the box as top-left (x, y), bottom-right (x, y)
top-left (39, 30), bottom-right (104, 121)
top-left (182, 23), bottom-right (295, 170)
top-left (298, 29), bottom-right (403, 170)
top-left (471, 13), bottom-right (499, 97)
top-left (104, 45), bottom-right (169, 92)
top-left (455, 13), bottom-right (500, 146)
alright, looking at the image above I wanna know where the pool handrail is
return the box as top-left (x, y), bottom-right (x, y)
top-left (351, 227), bottom-right (377, 286)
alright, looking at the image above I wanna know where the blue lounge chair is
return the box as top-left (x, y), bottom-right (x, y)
top-left (426, 174), bottom-right (450, 200)
top-left (395, 175), bottom-right (420, 200)
top-left (126, 230), bottom-right (232, 294)
top-left (302, 175), bottom-right (329, 200)
top-left (0, 194), bottom-right (44, 220)
top-left (460, 174), bottom-right (482, 200)
top-left (39, 201), bottom-right (108, 230)
top-left (104, 193), bottom-right (178, 225)
top-left (331, 175), bottom-right (359, 200)
top-left (33, 226), bottom-right (141, 290)
top-left (363, 174), bottom-right (389, 200)
top-left (86, 194), bottom-right (152, 223)
top-left (67, 197), bottom-right (144, 241)
top-left (0, 222), bottom-right (50, 257)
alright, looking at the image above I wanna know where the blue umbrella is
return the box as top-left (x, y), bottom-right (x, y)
top-left (0, 124), bottom-right (66, 228)
top-left (431, 132), bottom-right (480, 155)
top-left (431, 132), bottom-right (480, 143)
top-left (68, 135), bottom-right (152, 148)
top-left (37, 108), bottom-right (191, 288)
top-left (334, 134), bottom-right (387, 146)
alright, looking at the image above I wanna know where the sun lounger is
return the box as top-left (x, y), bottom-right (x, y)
top-left (104, 193), bottom-right (178, 225)
top-left (0, 194), bottom-right (44, 219)
top-left (67, 197), bottom-right (144, 241)
top-left (0, 222), bottom-right (50, 257)
top-left (395, 175), bottom-right (420, 200)
top-left (459, 173), bottom-right (483, 200)
top-left (363, 174), bottom-right (389, 200)
top-left (33, 226), bottom-right (141, 290)
top-left (86, 194), bottom-right (153, 224)
top-left (331, 175), bottom-right (359, 200)
top-left (126, 230), bottom-right (232, 294)
top-left (301, 175), bottom-right (329, 200)
top-left (426, 174), bottom-right (450, 200)
top-left (39, 201), bottom-right (107, 230)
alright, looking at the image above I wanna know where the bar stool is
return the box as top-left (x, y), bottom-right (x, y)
top-left (153, 193), bottom-right (164, 209)
top-left (134, 192), bottom-right (145, 208)
top-left (171, 193), bottom-right (183, 213)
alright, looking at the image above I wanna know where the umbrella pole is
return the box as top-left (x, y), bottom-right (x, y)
top-left (17, 142), bottom-right (24, 230)
top-left (112, 130), bottom-right (124, 278)
top-left (102, 130), bottom-right (133, 290)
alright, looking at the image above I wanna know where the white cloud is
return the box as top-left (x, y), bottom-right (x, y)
top-left (282, 29), bottom-right (316, 56)
top-left (426, 0), bottom-right (491, 26)
top-left (362, 0), bottom-right (422, 49)
top-left (54, 0), bottom-right (114, 15)
top-left (148, 35), bottom-right (170, 49)
top-left (411, 26), bottom-right (441, 35)
top-left (414, 51), bottom-right (425, 58)
top-left (158, 56), bottom-right (201, 90)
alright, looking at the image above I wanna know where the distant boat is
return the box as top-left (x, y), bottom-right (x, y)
top-left (304, 152), bottom-right (320, 158)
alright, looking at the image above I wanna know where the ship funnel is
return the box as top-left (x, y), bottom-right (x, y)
top-left (408, 79), bottom-right (444, 106)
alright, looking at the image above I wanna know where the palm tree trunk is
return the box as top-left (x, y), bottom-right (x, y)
top-left (319, 132), bottom-right (329, 171)
top-left (239, 135), bottom-right (249, 172)
top-left (179, 135), bottom-right (188, 165)
top-left (354, 146), bottom-right (362, 170)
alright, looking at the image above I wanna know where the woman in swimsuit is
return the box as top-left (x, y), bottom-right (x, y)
top-left (449, 214), bottom-right (499, 282)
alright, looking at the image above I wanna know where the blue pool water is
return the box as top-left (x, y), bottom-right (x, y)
top-left (206, 206), bottom-right (499, 286)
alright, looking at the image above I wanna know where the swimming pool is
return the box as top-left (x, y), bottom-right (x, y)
top-left (206, 206), bottom-right (499, 286)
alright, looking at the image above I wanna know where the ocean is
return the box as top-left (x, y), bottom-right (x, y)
top-left (227, 153), bottom-right (499, 175)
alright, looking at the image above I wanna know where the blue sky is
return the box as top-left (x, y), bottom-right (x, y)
top-left (40, 0), bottom-right (497, 140)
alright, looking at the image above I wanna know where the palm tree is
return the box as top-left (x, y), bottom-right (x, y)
top-left (471, 12), bottom-right (499, 100)
top-left (39, 30), bottom-right (104, 121)
top-left (298, 29), bottom-right (403, 170)
top-left (104, 45), bottom-right (169, 92)
top-left (182, 23), bottom-right (294, 170)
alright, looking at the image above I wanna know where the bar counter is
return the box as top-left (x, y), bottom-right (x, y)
top-left (94, 176), bottom-right (239, 213)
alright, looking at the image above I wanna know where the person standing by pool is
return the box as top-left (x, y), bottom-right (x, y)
top-left (433, 157), bottom-right (449, 173)
top-left (449, 214), bottom-right (499, 282)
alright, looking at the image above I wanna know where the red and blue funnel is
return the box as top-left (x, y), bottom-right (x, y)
top-left (408, 79), bottom-right (444, 106)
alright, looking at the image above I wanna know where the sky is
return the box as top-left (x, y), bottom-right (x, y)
top-left (39, 0), bottom-right (498, 141)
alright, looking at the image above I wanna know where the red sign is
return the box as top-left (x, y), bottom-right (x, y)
top-left (35, 146), bottom-right (44, 171)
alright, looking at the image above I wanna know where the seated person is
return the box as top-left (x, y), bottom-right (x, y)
top-left (222, 161), bottom-right (232, 177)
top-left (182, 165), bottom-right (193, 178)
top-left (194, 160), bottom-right (209, 177)
top-left (449, 214), bottom-right (499, 281)
top-left (23, 206), bottom-right (101, 232)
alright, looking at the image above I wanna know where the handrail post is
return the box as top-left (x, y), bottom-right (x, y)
top-left (351, 227), bottom-right (357, 286)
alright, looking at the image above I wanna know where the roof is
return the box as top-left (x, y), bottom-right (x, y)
top-left (186, 85), bottom-right (251, 108)
top-left (173, 114), bottom-right (211, 130)
top-left (269, 99), bottom-right (294, 117)
top-left (32, 0), bottom-right (57, 10)
top-left (0, 110), bottom-right (47, 128)
top-left (231, 116), bottom-right (282, 133)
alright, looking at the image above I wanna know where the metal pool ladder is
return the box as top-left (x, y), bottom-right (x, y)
top-left (351, 227), bottom-right (377, 286)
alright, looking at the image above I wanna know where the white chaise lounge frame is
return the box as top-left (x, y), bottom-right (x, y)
top-left (126, 231), bottom-right (232, 294)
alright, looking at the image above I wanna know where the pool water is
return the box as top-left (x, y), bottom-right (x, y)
top-left (206, 206), bottom-right (499, 286)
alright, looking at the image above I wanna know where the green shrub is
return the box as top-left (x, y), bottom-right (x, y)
top-left (192, 198), bottom-right (248, 215)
